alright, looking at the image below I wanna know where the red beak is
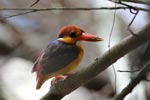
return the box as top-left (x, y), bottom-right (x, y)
top-left (77, 33), bottom-right (104, 42)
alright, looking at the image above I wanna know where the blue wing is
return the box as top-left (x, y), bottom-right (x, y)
top-left (40, 40), bottom-right (80, 75)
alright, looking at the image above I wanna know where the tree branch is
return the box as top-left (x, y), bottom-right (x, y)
top-left (0, 7), bottom-right (128, 20)
top-left (120, 0), bottom-right (150, 5)
top-left (0, 6), bottom-right (149, 12)
top-left (40, 23), bottom-right (150, 100)
top-left (0, 6), bottom-right (149, 20)
top-left (0, 7), bottom-right (128, 11)
top-left (114, 60), bottom-right (150, 100)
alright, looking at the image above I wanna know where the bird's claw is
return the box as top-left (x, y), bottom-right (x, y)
top-left (51, 75), bottom-right (66, 85)
top-left (51, 73), bottom-right (73, 85)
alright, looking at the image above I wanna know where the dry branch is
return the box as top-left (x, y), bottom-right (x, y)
top-left (0, 6), bottom-right (149, 12)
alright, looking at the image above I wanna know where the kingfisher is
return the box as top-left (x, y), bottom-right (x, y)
top-left (32, 25), bottom-right (103, 89)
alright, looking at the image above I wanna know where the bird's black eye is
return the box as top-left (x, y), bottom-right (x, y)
top-left (80, 29), bottom-right (84, 33)
top-left (70, 31), bottom-right (76, 38)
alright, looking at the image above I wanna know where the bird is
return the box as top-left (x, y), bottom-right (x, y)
top-left (32, 25), bottom-right (103, 89)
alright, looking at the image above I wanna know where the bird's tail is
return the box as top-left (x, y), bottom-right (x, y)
top-left (36, 75), bottom-right (47, 89)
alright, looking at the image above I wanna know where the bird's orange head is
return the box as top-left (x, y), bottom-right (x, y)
top-left (58, 25), bottom-right (103, 44)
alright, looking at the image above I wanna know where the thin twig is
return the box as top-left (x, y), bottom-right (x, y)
top-left (0, 10), bottom-right (36, 19)
top-left (0, 7), bottom-right (128, 19)
top-left (108, 0), bottom-right (117, 93)
top-left (128, 9), bottom-right (139, 26)
top-left (117, 69), bottom-right (140, 72)
top-left (30, 0), bottom-right (40, 7)
top-left (0, 6), bottom-right (149, 20)
top-left (0, 6), bottom-right (149, 11)
top-left (128, 9), bottom-right (139, 36)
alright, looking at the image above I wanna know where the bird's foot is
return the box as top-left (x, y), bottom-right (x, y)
top-left (51, 75), bottom-right (66, 85)
top-left (51, 73), bottom-right (73, 85)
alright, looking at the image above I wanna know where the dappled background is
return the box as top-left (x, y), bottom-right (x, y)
top-left (0, 0), bottom-right (150, 100)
